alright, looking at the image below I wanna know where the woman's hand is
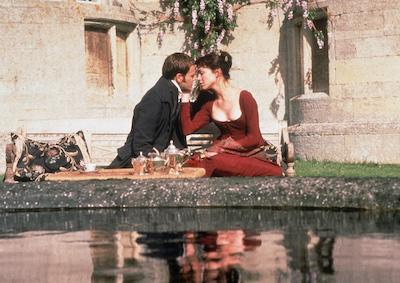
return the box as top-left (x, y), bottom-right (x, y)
top-left (205, 137), bottom-right (246, 155)
top-left (180, 92), bottom-right (191, 103)
top-left (204, 151), bottom-right (218, 158)
top-left (203, 140), bottom-right (224, 158)
top-left (207, 140), bottom-right (225, 153)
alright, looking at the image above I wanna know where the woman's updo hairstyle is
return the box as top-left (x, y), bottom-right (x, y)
top-left (195, 51), bottom-right (232, 80)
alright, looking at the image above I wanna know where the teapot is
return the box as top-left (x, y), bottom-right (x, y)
top-left (164, 140), bottom-right (179, 169)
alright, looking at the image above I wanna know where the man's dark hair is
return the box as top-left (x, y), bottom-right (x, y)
top-left (162, 53), bottom-right (194, 80)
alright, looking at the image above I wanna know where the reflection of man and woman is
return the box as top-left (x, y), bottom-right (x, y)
top-left (109, 51), bottom-right (282, 177)
top-left (138, 230), bottom-right (262, 283)
top-left (89, 229), bottom-right (336, 283)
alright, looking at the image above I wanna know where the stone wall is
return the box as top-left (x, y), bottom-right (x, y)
top-left (0, 0), bottom-right (137, 172)
top-left (288, 0), bottom-right (400, 164)
top-left (0, 0), bottom-right (85, 130)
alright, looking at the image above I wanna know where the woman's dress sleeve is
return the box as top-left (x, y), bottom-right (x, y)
top-left (233, 91), bottom-right (264, 148)
top-left (180, 101), bottom-right (212, 135)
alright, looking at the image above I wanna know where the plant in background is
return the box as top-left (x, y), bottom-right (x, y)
top-left (165, 0), bottom-right (247, 57)
top-left (281, 0), bottom-right (325, 48)
top-left (159, 0), bottom-right (325, 57)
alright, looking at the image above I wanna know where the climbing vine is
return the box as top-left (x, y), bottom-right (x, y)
top-left (132, 0), bottom-right (325, 57)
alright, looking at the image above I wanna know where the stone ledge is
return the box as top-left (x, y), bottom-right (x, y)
top-left (290, 95), bottom-right (400, 124)
top-left (2, 208), bottom-right (399, 234)
top-left (1, 177), bottom-right (399, 211)
top-left (20, 117), bottom-right (131, 134)
top-left (289, 122), bottom-right (400, 135)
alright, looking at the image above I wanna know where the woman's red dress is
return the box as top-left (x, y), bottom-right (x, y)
top-left (181, 91), bottom-right (282, 177)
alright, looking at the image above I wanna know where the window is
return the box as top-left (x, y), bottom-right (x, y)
top-left (311, 17), bottom-right (329, 94)
top-left (84, 20), bottom-right (134, 96)
top-left (289, 9), bottom-right (329, 96)
top-left (116, 31), bottom-right (129, 95)
top-left (85, 25), bottom-right (112, 96)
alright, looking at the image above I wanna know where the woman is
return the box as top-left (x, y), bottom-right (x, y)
top-left (180, 51), bottom-right (282, 177)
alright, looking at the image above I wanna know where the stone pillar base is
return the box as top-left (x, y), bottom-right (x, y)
top-left (288, 122), bottom-right (400, 164)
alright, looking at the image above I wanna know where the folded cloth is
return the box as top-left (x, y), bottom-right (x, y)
top-left (204, 136), bottom-right (278, 163)
top-left (221, 141), bottom-right (278, 163)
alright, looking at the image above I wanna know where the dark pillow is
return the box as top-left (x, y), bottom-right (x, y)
top-left (11, 131), bottom-right (91, 182)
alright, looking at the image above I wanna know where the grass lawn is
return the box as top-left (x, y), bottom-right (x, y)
top-left (295, 160), bottom-right (400, 178)
top-left (1, 161), bottom-right (399, 180)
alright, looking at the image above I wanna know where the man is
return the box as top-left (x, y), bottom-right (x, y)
top-left (108, 53), bottom-right (195, 168)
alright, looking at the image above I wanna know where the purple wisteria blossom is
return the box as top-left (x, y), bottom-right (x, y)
top-left (173, 0), bottom-right (179, 17)
top-left (200, 0), bottom-right (205, 14)
top-left (317, 37), bottom-right (324, 49)
top-left (216, 29), bottom-right (226, 49)
top-left (204, 20), bottom-right (211, 33)
top-left (227, 4), bottom-right (233, 21)
top-left (218, 0), bottom-right (224, 15)
top-left (192, 9), bottom-right (198, 28)
top-left (165, 0), bottom-right (326, 54)
top-left (283, 0), bottom-right (293, 13)
top-left (301, 0), bottom-right (308, 10)
top-left (305, 19), bottom-right (313, 29)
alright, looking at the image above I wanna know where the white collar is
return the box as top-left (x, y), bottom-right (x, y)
top-left (171, 80), bottom-right (183, 102)
top-left (171, 80), bottom-right (183, 94)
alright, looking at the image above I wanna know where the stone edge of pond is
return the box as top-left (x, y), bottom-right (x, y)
top-left (0, 177), bottom-right (399, 211)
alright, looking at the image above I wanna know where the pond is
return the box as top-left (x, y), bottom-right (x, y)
top-left (0, 208), bottom-right (399, 283)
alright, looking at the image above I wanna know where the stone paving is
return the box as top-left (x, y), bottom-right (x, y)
top-left (1, 177), bottom-right (399, 210)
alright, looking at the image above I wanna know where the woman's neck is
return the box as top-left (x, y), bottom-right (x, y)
top-left (212, 80), bottom-right (233, 100)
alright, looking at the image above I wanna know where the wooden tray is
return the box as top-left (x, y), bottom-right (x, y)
top-left (44, 167), bottom-right (206, 181)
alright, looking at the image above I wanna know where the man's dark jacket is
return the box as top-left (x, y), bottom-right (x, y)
top-left (108, 77), bottom-right (186, 168)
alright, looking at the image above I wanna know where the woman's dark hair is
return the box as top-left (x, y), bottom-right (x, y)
top-left (195, 51), bottom-right (232, 79)
top-left (162, 53), bottom-right (194, 80)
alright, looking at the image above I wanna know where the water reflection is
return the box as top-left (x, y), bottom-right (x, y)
top-left (137, 230), bottom-right (262, 282)
top-left (283, 229), bottom-right (335, 282)
top-left (0, 209), bottom-right (399, 283)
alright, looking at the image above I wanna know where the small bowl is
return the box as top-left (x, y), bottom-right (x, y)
top-left (84, 163), bottom-right (96, 172)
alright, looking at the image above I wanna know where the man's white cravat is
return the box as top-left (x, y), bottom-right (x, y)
top-left (171, 80), bottom-right (183, 102)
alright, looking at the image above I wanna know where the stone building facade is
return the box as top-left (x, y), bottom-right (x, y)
top-left (287, 0), bottom-right (400, 164)
top-left (1, 0), bottom-right (399, 173)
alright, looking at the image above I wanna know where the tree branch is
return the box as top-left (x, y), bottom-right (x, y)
top-left (233, 0), bottom-right (272, 12)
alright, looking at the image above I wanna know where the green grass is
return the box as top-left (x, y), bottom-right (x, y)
top-left (1, 161), bottom-right (399, 180)
top-left (295, 160), bottom-right (400, 178)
